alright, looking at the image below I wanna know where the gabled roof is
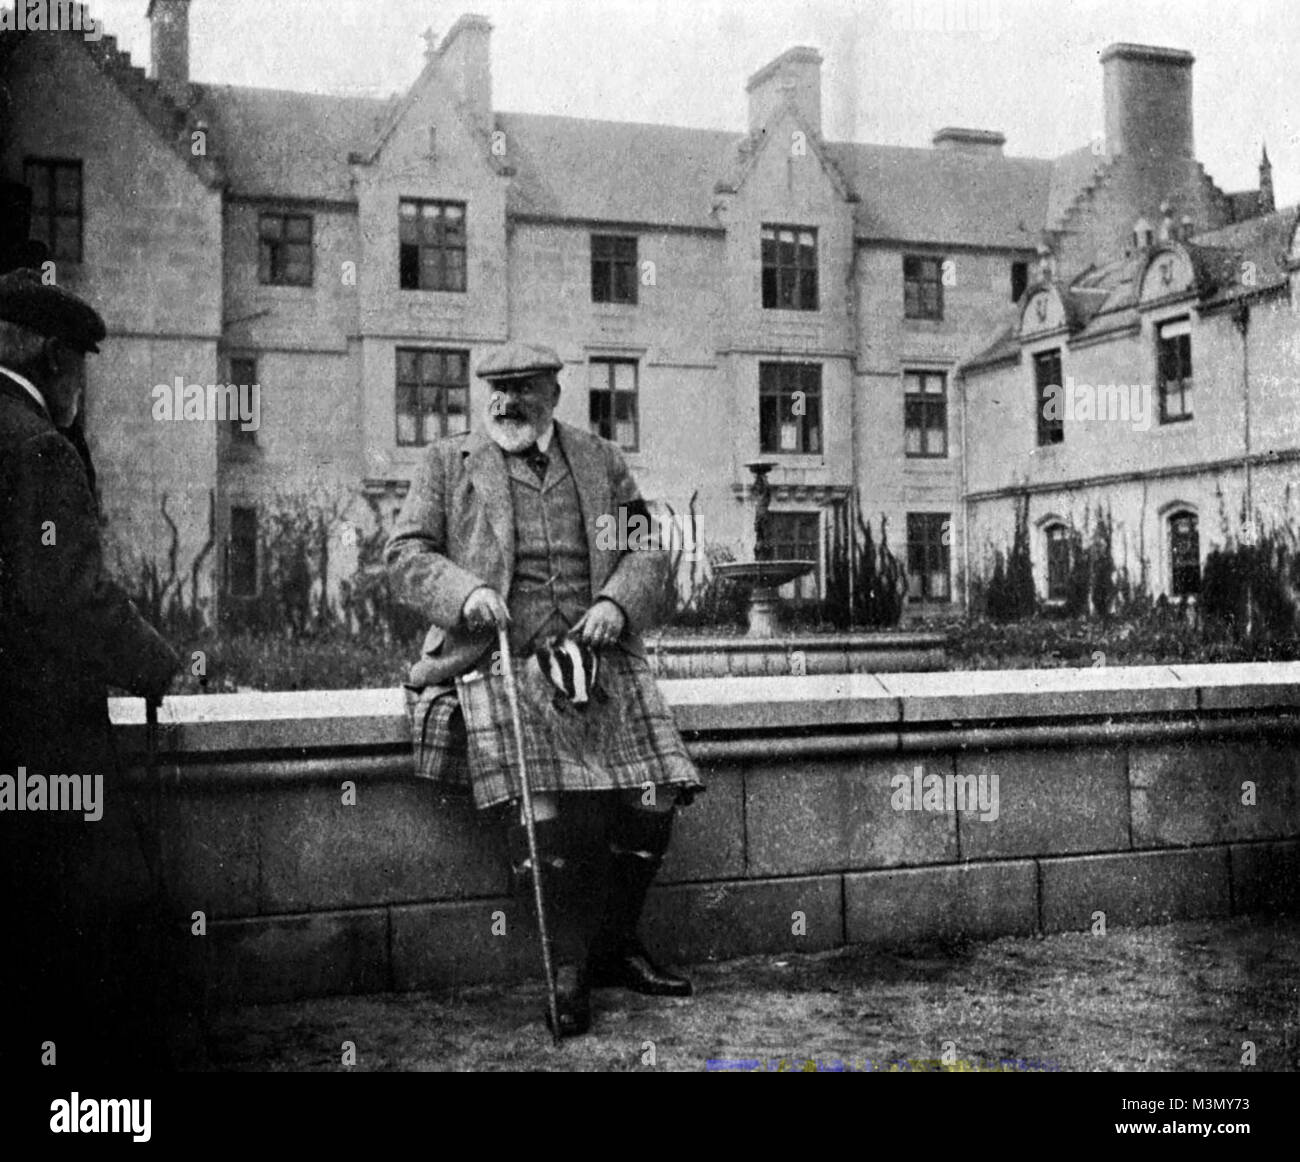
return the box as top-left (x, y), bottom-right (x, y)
top-left (498, 113), bottom-right (738, 229)
top-left (827, 143), bottom-right (1051, 249)
top-left (1189, 205), bottom-right (1299, 303)
top-left (191, 84), bottom-right (397, 202)
top-left (1, 19), bottom-right (222, 188)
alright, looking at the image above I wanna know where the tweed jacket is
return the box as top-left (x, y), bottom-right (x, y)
top-left (386, 421), bottom-right (669, 690)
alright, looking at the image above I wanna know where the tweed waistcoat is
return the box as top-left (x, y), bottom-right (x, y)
top-left (505, 441), bottom-right (591, 653)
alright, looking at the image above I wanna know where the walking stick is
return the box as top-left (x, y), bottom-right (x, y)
top-left (496, 624), bottom-right (562, 1046)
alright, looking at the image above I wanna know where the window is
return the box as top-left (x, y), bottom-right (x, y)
top-left (768, 512), bottom-right (821, 601)
top-left (903, 370), bottom-right (947, 457)
top-left (761, 225), bottom-right (818, 310)
top-left (1034, 348), bottom-right (1064, 446)
top-left (1169, 511), bottom-right (1201, 597)
top-left (399, 199), bottom-right (466, 292)
top-left (1158, 319), bottom-right (1192, 423)
top-left (228, 357), bottom-right (257, 446)
top-left (591, 235), bottom-right (637, 304)
top-left (1045, 524), bottom-right (1071, 601)
top-left (228, 507), bottom-right (259, 597)
top-left (1011, 261), bottom-right (1029, 303)
top-left (396, 348), bottom-right (469, 446)
top-left (24, 158), bottom-right (82, 262)
top-left (258, 212), bottom-right (313, 286)
top-left (759, 362), bottom-right (822, 454)
top-left (588, 359), bottom-right (639, 450)
top-left (903, 254), bottom-right (944, 320)
top-left (907, 512), bottom-right (951, 601)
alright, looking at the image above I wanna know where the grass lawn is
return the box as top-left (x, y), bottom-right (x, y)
top-left (194, 915), bottom-right (1300, 1072)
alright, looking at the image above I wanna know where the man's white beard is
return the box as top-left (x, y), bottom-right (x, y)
top-left (485, 411), bottom-right (541, 453)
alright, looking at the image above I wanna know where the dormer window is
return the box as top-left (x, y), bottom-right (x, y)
top-left (762, 225), bottom-right (818, 310)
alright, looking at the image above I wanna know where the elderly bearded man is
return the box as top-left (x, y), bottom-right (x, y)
top-left (386, 342), bottom-right (702, 1037)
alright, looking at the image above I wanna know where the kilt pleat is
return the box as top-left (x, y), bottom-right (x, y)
top-left (454, 648), bottom-right (703, 810)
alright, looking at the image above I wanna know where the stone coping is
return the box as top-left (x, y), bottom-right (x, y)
top-left (643, 632), bottom-right (948, 653)
top-left (107, 662), bottom-right (1300, 757)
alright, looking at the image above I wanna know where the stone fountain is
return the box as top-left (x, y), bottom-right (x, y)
top-left (713, 460), bottom-right (817, 638)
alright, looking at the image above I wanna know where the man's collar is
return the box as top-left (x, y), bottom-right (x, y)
top-left (534, 420), bottom-right (555, 454)
top-left (0, 364), bottom-right (51, 419)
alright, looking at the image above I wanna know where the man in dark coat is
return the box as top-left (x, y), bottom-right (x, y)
top-left (387, 342), bottom-right (702, 1036)
top-left (0, 268), bottom-right (181, 1070)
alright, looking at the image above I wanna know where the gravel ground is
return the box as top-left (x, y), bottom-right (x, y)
top-left (194, 914), bottom-right (1300, 1072)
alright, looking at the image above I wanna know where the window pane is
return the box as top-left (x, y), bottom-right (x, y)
top-left (613, 362), bottom-right (636, 392)
top-left (285, 216), bottom-right (311, 242)
top-left (54, 166), bottom-right (80, 212)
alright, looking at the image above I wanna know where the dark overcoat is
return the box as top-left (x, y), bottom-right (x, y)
top-left (0, 371), bottom-right (179, 1067)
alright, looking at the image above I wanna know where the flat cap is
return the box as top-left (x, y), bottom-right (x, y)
top-left (0, 268), bottom-right (106, 353)
top-left (475, 341), bottom-right (563, 382)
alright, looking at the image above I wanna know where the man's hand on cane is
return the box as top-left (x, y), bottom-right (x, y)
top-left (462, 586), bottom-right (511, 631)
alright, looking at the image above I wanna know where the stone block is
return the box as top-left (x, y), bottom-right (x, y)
top-left (1040, 848), bottom-right (1230, 932)
top-left (641, 874), bottom-right (842, 962)
top-left (957, 747), bottom-right (1129, 860)
top-left (208, 908), bottom-right (389, 1002)
top-left (160, 787), bottom-right (260, 917)
top-left (1231, 840), bottom-right (1300, 915)
top-left (745, 756), bottom-right (958, 876)
top-left (391, 898), bottom-right (538, 990)
top-left (658, 765), bottom-right (745, 883)
top-left (1130, 742), bottom-right (1300, 847)
top-left (845, 860), bottom-right (1038, 944)
top-left (259, 780), bottom-right (506, 913)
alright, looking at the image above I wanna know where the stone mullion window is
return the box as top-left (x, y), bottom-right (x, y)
top-left (903, 370), bottom-right (947, 457)
top-left (258, 212), bottom-right (313, 286)
top-left (903, 254), bottom-right (943, 319)
top-left (1034, 348), bottom-right (1064, 446)
top-left (591, 235), bottom-right (638, 304)
top-left (395, 348), bottom-right (470, 446)
top-left (759, 362), bottom-right (822, 454)
top-left (24, 158), bottom-right (83, 262)
top-left (399, 199), bottom-right (467, 292)
top-left (1158, 320), bottom-right (1193, 423)
top-left (906, 512), bottom-right (951, 602)
top-left (761, 225), bottom-right (818, 310)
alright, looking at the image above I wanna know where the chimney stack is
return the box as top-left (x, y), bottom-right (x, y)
top-left (147, 0), bottom-right (192, 105)
top-left (436, 14), bottom-right (493, 137)
top-left (746, 47), bottom-right (822, 136)
top-left (1101, 43), bottom-right (1194, 163)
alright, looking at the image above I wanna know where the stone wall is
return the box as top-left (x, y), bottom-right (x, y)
top-left (108, 664), bottom-right (1300, 1002)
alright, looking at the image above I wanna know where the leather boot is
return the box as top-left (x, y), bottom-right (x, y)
top-left (507, 813), bottom-right (607, 1037)
top-left (587, 806), bottom-right (692, 997)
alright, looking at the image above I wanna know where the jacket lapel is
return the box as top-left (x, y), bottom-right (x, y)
top-left (462, 430), bottom-right (515, 575)
top-left (555, 421), bottom-right (611, 594)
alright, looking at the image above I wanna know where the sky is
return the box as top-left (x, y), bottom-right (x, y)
top-left (88, 0), bottom-right (1300, 205)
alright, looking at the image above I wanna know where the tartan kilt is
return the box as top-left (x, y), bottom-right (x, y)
top-left (405, 648), bottom-right (703, 811)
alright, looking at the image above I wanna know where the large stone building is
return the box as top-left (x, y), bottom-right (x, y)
top-left (0, 4), bottom-right (1287, 621)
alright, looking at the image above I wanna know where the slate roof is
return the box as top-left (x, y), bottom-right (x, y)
top-left (827, 143), bottom-right (1052, 249)
top-left (15, 13), bottom-right (1272, 257)
top-left (497, 113), bottom-right (738, 229)
top-left (963, 205), bottom-right (1300, 371)
top-left (1190, 206), bottom-right (1299, 302)
top-left (191, 84), bottom-right (398, 202)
